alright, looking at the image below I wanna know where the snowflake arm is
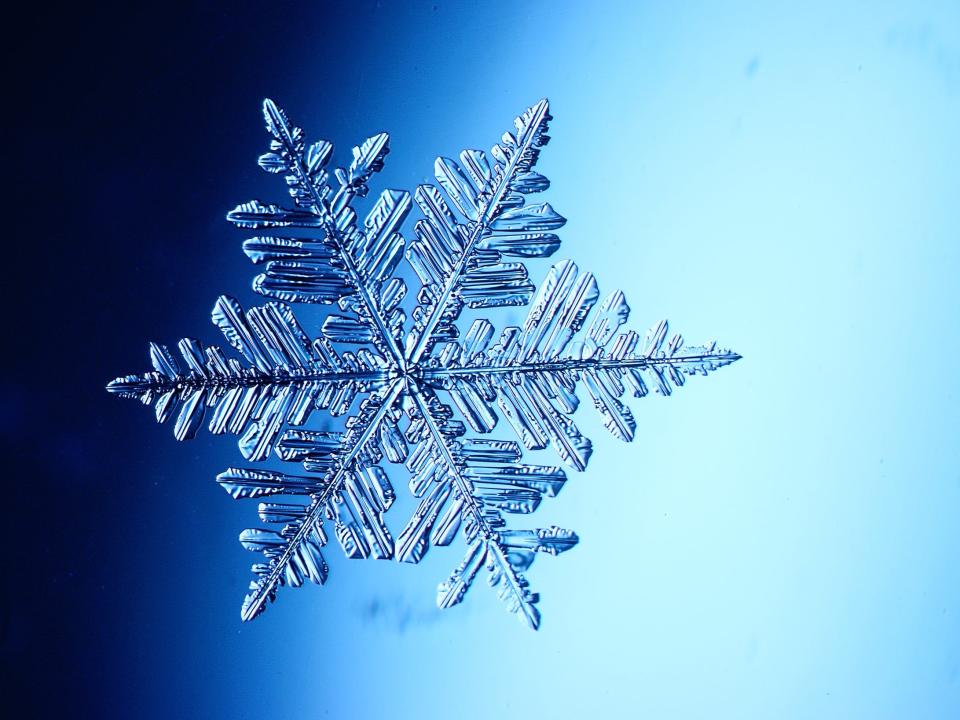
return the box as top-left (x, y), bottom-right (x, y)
top-left (106, 295), bottom-right (390, 460)
top-left (423, 260), bottom-right (742, 470)
top-left (229, 99), bottom-right (410, 367)
top-left (405, 99), bottom-right (563, 362)
top-left (395, 387), bottom-right (576, 629)
top-left (228, 379), bottom-right (404, 621)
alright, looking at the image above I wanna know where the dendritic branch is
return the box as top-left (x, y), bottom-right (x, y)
top-left (236, 379), bottom-right (404, 621)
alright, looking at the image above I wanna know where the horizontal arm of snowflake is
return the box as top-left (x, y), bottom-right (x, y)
top-left (107, 295), bottom-right (389, 455)
top-left (425, 260), bottom-right (742, 467)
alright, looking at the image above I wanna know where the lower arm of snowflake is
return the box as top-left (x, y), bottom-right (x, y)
top-left (107, 98), bottom-right (740, 629)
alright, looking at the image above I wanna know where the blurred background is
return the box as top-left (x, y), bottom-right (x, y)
top-left (3, 1), bottom-right (959, 717)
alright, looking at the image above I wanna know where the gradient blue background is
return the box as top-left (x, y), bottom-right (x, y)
top-left (4, 1), bottom-right (959, 717)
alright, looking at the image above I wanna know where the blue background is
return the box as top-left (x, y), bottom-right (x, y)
top-left (4, 1), bottom-right (959, 717)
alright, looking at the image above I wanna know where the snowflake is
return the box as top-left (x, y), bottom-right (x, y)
top-left (107, 99), bottom-right (741, 629)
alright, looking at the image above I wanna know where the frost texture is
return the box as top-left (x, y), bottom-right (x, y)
top-left (107, 98), bottom-right (740, 628)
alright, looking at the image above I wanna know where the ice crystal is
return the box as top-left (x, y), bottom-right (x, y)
top-left (107, 98), bottom-right (740, 628)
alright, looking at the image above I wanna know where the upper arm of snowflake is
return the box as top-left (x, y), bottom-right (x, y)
top-left (106, 97), bottom-right (741, 629)
top-left (229, 99), bottom-right (410, 364)
top-left (404, 99), bottom-right (564, 362)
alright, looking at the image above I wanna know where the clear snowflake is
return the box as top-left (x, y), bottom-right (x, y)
top-left (107, 99), bottom-right (740, 628)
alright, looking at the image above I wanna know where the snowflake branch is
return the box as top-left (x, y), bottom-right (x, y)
top-left (410, 390), bottom-right (543, 629)
top-left (239, 378), bottom-right (404, 621)
top-left (106, 295), bottom-right (391, 458)
top-left (417, 261), bottom-right (742, 469)
top-left (406, 100), bottom-right (552, 365)
top-left (422, 350), bottom-right (743, 381)
top-left (259, 100), bottom-right (406, 369)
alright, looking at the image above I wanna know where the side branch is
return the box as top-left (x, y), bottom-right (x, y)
top-left (407, 100), bottom-right (551, 365)
top-left (241, 378), bottom-right (404, 621)
top-left (263, 100), bottom-right (406, 369)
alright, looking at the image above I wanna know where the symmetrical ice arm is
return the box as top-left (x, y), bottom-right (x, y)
top-left (395, 387), bottom-right (576, 629)
top-left (228, 380), bottom-right (405, 621)
top-left (106, 295), bottom-right (389, 459)
top-left (405, 99), bottom-right (564, 363)
top-left (228, 99), bottom-right (409, 366)
top-left (422, 260), bottom-right (741, 472)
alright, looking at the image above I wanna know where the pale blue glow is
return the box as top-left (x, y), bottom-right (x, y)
top-left (114, 1), bottom-right (960, 717)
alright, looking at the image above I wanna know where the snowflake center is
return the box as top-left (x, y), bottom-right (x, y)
top-left (387, 362), bottom-right (423, 394)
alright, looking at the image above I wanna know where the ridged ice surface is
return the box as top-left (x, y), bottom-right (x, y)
top-left (107, 98), bottom-right (740, 629)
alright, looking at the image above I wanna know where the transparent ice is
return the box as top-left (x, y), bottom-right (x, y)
top-left (107, 99), bottom-right (740, 629)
